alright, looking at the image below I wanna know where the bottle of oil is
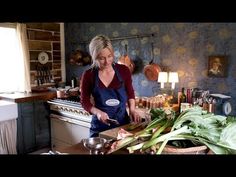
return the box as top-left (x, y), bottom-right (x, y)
top-left (179, 87), bottom-right (187, 112)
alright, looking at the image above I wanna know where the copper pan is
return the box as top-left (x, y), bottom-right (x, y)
top-left (117, 44), bottom-right (135, 73)
top-left (143, 42), bottom-right (161, 81)
top-left (144, 61), bottom-right (161, 81)
top-left (56, 88), bottom-right (79, 98)
top-left (56, 90), bottom-right (69, 99)
top-left (118, 54), bottom-right (135, 73)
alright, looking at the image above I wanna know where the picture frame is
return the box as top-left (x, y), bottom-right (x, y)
top-left (208, 55), bottom-right (228, 77)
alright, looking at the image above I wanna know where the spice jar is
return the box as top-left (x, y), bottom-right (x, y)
top-left (135, 97), bottom-right (140, 108)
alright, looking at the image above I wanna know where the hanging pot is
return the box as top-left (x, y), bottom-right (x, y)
top-left (144, 60), bottom-right (161, 81)
top-left (69, 50), bottom-right (83, 65)
top-left (81, 50), bottom-right (92, 66)
top-left (143, 42), bottom-right (161, 81)
top-left (118, 55), bottom-right (135, 73)
top-left (69, 50), bottom-right (91, 66)
top-left (117, 44), bottom-right (135, 73)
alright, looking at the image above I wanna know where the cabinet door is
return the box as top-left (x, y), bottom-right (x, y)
top-left (16, 104), bottom-right (24, 154)
top-left (18, 102), bottom-right (36, 153)
top-left (34, 101), bottom-right (50, 148)
top-left (17, 101), bottom-right (51, 154)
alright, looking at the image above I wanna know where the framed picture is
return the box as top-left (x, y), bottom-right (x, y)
top-left (208, 55), bottom-right (228, 77)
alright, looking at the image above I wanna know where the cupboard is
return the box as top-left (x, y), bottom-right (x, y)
top-left (17, 100), bottom-right (50, 154)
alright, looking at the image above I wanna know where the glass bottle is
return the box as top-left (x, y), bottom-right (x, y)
top-left (179, 87), bottom-right (187, 112)
top-left (71, 76), bottom-right (77, 88)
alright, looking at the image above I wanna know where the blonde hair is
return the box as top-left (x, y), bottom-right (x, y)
top-left (89, 34), bottom-right (114, 68)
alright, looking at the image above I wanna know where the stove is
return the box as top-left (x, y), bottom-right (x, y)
top-left (48, 97), bottom-right (82, 108)
top-left (47, 98), bottom-right (92, 122)
top-left (47, 98), bottom-right (92, 150)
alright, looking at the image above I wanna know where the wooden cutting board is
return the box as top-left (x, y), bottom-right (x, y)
top-left (99, 123), bottom-right (144, 140)
top-left (99, 108), bottom-right (150, 139)
top-left (99, 105), bottom-right (178, 140)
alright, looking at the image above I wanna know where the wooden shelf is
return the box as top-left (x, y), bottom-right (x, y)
top-left (29, 50), bottom-right (52, 52)
top-left (27, 27), bottom-right (60, 33)
top-left (28, 39), bottom-right (60, 43)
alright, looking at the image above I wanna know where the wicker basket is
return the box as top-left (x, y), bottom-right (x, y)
top-left (162, 144), bottom-right (208, 154)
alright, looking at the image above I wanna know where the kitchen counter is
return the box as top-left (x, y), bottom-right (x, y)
top-left (55, 123), bottom-right (140, 155)
top-left (56, 142), bottom-right (90, 154)
top-left (0, 91), bottom-right (56, 103)
top-left (55, 141), bottom-right (128, 155)
top-left (54, 122), bottom-right (210, 155)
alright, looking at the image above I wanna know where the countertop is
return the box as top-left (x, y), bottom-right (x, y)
top-left (53, 106), bottom-right (201, 155)
top-left (55, 124), bottom-right (141, 155)
top-left (0, 91), bottom-right (57, 103)
top-left (55, 141), bottom-right (128, 155)
top-left (56, 142), bottom-right (90, 154)
top-left (53, 122), bottom-right (210, 155)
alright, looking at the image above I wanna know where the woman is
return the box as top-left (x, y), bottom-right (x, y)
top-left (80, 35), bottom-right (141, 137)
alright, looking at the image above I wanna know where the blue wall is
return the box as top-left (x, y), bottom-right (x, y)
top-left (64, 23), bottom-right (236, 115)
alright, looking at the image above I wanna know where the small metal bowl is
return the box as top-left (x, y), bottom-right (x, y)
top-left (82, 137), bottom-right (107, 154)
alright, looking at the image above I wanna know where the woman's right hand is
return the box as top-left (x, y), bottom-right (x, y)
top-left (90, 106), bottom-right (111, 126)
top-left (96, 111), bottom-right (110, 126)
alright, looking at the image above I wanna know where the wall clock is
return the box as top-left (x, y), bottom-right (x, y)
top-left (38, 52), bottom-right (49, 64)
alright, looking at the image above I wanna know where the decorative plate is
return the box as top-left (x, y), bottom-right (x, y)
top-left (38, 52), bottom-right (49, 64)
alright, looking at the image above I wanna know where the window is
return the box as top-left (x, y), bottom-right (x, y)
top-left (0, 23), bottom-right (30, 93)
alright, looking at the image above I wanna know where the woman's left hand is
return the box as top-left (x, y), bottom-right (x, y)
top-left (129, 109), bottom-right (142, 123)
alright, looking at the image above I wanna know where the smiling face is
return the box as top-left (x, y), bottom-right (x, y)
top-left (89, 35), bottom-right (114, 69)
top-left (96, 48), bottom-right (114, 70)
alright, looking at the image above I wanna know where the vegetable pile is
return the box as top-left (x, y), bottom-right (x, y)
top-left (108, 106), bottom-right (236, 154)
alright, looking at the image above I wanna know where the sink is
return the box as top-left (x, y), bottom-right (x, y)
top-left (0, 100), bottom-right (18, 122)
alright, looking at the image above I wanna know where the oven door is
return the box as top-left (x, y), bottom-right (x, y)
top-left (50, 114), bottom-right (91, 128)
top-left (50, 114), bottom-right (91, 150)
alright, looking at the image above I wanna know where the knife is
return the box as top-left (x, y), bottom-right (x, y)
top-left (107, 118), bottom-right (119, 125)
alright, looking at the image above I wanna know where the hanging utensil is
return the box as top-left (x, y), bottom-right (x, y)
top-left (118, 44), bottom-right (135, 73)
top-left (143, 42), bottom-right (161, 81)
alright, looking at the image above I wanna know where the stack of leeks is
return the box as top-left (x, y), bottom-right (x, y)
top-left (108, 106), bottom-right (236, 154)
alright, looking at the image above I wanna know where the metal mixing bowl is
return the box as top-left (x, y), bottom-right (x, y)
top-left (82, 137), bottom-right (107, 154)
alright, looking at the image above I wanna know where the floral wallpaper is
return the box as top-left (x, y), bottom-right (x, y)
top-left (64, 23), bottom-right (236, 115)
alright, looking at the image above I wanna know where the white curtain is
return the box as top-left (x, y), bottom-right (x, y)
top-left (0, 23), bottom-right (31, 93)
top-left (0, 119), bottom-right (17, 154)
top-left (16, 23), bottom-right (31, 93)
